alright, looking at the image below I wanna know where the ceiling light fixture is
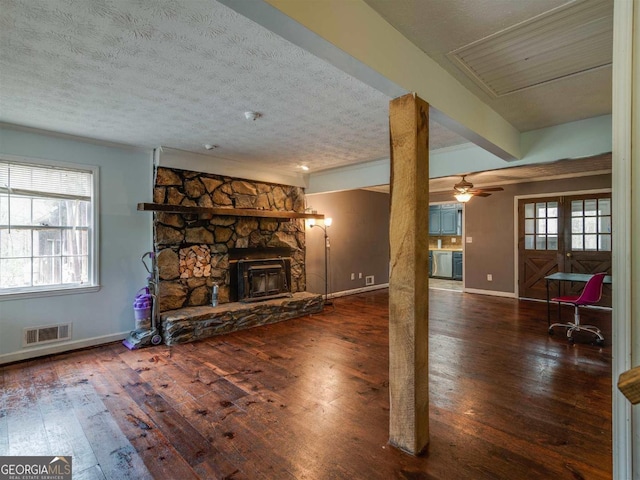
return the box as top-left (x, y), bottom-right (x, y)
top-left (454, 192), bottom-right (473, 203)
top-left (300, 165), bottom-right (310, 171)
top-left (244, 111), bottom-right (261, 121)
top-left (203, 144), bottom-right (218, 150)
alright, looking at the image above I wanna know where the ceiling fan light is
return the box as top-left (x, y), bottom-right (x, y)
top-left (454, 192), bottom-right (473, 203)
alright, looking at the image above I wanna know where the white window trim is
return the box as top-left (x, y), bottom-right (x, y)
top-left (0, 154), bottom-right (100, 300)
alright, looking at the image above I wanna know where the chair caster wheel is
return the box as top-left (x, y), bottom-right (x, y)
top-left (548, 328), bottom-right (554, 335)
top-left (595, 339), bottom-right (604, 346)
top-left (568, 337), bottom-right (575, 344)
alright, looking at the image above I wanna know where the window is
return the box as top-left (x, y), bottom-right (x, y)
top-left (524, 201), bottom-right (558, 250)
top-left (571, 197), bottom-right (611, 251)
top-left (0, 158), bottom-right (98, 297)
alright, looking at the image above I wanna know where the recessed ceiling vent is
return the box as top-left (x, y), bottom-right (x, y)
top-left (447, 0), bottom-right (613, 97)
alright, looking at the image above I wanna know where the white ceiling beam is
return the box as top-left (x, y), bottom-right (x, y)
top-left (222, 0), bottom-right (521, 160)
top-left (307, 114), bottom-right (612, 194)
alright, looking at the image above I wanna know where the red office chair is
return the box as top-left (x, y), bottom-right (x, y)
top-left (548, 272), bottom-right (607, 345)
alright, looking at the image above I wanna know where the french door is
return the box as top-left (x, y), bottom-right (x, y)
top-left (518, 193), bottom-right (612, 306)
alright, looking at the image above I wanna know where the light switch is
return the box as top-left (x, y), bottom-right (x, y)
top-left (466, 237), bottom-right (473, 243)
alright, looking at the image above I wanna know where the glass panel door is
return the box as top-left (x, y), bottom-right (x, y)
top-left (570, 197), bottom-right (611, 252)
top-left (523, 200), bottom-right (559, 251)
top-left (519, 192), bottom-right (611, 305)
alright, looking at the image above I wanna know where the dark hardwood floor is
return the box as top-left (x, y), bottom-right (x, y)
top-left (0, 289), bottom-right (612, 479)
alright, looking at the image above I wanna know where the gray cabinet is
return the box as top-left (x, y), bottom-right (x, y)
top-left (453, 251), bottom-right (463, 280)
top-left (429, 204), bottom-right (460, 235)
top-left (440, 205), bottom-right (458, 235)
top-left (428, 206), bottom-right (441, 235)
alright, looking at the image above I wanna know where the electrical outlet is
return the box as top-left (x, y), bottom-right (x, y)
top-left (358, 273), bottom-right (363, 279)
top-left (351, 273), bottom-right (355, 280)
top-left (466, 237), bottom-right (473, 243)
top-left (487, 274), bottom-right (493, 281)
top-left (365, 275), bottom-right (375, 286)
top-left (451, 237), bottom-right (457, 243)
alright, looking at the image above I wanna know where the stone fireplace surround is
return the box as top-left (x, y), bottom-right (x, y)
top-left (152, 167), bottom-right (323, 344)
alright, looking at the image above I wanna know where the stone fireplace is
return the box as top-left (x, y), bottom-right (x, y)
top-left (153, 167), bottom-right (306, 312)
top-left (150, 166), bottom-right (323, 345)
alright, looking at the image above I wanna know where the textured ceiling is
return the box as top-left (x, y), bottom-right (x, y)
top-left (0, 0), bottom-right (468, 173)
top-left (364, 0), bottom-right (613, 132)
top-left (0, 0), bottom-right (613, 176)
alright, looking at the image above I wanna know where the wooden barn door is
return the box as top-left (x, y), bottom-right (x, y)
top-left (518, 193), bottom-right (612, 306)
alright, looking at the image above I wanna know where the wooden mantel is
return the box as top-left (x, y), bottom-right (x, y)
top-left (137, 203), bottom-right (325, 220)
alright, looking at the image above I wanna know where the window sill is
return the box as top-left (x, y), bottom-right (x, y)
top-left (0, 285), bottom-right (101, 301)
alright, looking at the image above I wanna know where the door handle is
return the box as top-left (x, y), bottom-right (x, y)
top-left (566, 252), bottom-right (572, 258)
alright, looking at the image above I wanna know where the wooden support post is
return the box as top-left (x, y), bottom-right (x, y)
top-left (388, 93), bottom-right (430, 454)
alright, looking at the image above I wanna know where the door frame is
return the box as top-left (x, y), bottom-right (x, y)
top-left (512, 188), bottom-right (612, 299)
top-left (428, 200), bottom-right (465, 290)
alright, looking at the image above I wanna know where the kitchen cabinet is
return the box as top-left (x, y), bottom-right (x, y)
top-left (440, 205), bottom-right (458, 235)
top-left (429, 204), bottom-right (459, 235)
top-left (453, 251), bottom-right (463, 280)
top-left (429, 206), bottom-right (441, 235)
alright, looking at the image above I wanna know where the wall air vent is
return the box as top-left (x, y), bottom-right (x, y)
top-left (447, 0), bottom-right (613, 97)
top-left (23, 323), bottom-right (72, 347)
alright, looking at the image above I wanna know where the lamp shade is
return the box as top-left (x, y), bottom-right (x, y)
top-left (324, 217), bottom-right (333, 227)
top-left (454, 192), bottom-right (473, 203)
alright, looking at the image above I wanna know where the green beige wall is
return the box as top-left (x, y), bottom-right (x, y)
top-left (305, 189), bottom-right (389, 296)
top-left (0, 126), bottom-right (153, 363)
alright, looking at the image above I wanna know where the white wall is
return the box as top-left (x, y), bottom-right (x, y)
top-left (0, 126), bottom-right (153, 363)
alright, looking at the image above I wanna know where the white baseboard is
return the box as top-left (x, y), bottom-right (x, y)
top-left (328, 283), bottom-right (389, 299)
top-left (463, 288), bottom-right (516, 298)
top-left (0, 331), bottom-right (130, 365)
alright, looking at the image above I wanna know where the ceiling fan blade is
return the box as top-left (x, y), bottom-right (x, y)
top-left (473, 192), bottom-right (492, 197)
top-left (474, 186), bottom-right (504, 192)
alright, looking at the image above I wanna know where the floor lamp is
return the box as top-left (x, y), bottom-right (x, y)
top-left (309, 217), bottom-right (332, 306)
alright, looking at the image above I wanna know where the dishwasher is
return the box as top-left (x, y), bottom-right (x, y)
top-left (432, 251), bottom-right (453, 279)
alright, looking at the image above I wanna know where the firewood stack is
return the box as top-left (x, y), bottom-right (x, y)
top-left (179, 245), bottom-right (212, 278)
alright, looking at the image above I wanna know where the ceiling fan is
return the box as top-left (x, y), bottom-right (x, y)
top-left (453, 175), bottom-right (503, 202)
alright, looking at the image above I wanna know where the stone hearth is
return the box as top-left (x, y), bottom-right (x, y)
top-left (160, 292), bottom-right (323, 345)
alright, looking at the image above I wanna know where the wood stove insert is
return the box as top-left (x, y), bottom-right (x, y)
top-left (229, 248), bottom-right (293, 303)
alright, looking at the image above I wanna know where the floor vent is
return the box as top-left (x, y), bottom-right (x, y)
top-left (365, 275), bottom-right (375, 286)
top-left (23, 323), bottom-right (72, 347)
